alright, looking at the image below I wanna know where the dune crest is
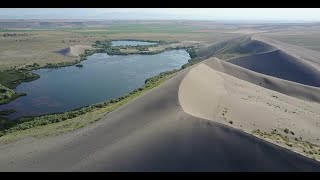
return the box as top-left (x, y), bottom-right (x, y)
top-left (178, 64), bottom-right (227, 120)
top-left (252, 34), bottom-right (320, 71)
top-left (205, 57), bottom-right (320, 103)
top-left (227, 50), bottom-right (320, 87)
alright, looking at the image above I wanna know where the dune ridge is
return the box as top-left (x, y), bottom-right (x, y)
top-left (179, 61), bottom-right (320, 161)
top-left (196, 35), bottom-right (276, 60)
top-left (204, 57), bottom-right (320, 103)
top-left (252, 34), bottom-right (320, 71)
top-left (227, 50), bottom-right (320, 87)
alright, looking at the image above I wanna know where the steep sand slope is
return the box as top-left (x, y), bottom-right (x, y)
top-left (179, 62), bottom-right (320, 161)
top-left (0, 66), bottom-right (319, 171)
top-left (227, 50), bottom-right (320, 87)
top-left (196, 35), bottom-right (276, 60)
top-left (253, 34), bottom-right (320, 71)
top-left (55, 45), bottom-right (92, 57)
top-left (204, 57), bottom-right (320, 103)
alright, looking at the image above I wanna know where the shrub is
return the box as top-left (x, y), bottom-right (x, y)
top-left (284, 128), bottom-right (289, 134)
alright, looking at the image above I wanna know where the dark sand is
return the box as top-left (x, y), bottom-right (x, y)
top-left (204, 57), bottom-right (320, 103)
top-left (228, 50), bottom-right (320, 87)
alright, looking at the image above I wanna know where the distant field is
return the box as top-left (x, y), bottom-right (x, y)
top-left (0, 22), bottom-right (240, 70)
top-left (68, 24), bottom-right (202, 34)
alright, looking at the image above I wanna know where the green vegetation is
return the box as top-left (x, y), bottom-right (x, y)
top-left (186, 47), bottom-right (198, 59)
top-left (75, 64), bottom-right (83, 68)
top-left (0, 82), bottom-right (26, 105)
top-left (91, 39), bottom-right (175, 56)
top-left (181, 57), bottom-right (202, 69)
top-left (0, 70), bottom-right (39, 105)
top-left (0, 83), bottom-right (15, 103)
top-left (0, 70), bottom-right (40, 89)
top-left (284, 128), bottom-right (289, 134)
top-left (252, 129), bottom-right (320, 161)
top-left (0, 92), bottom-right (26, 105)
top-left (2, 33), bottom-right (29, 37)
top-left (0, 109), bottom-right (16, 116)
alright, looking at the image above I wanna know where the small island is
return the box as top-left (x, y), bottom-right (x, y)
top-left (75, 64), bottom-right (84, 68)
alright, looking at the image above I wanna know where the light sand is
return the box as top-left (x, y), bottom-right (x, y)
top-left (69, 45), bottom-right (92, 56)
top-left (205, 57), bottom-right (320, 103)
top-left (179, 61), bottom-right (320, 160)
top-left (56, 45), bottom-right (92, 57)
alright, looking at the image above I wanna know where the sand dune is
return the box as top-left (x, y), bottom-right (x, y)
top-left (0, 65), bottom-right (319, 171)
top-left (55, 45), bottom-right (92, 57)
top-left (227, 50), bottom-right (320, 87)
top-left (196, 35), bottom-right (276, 60)
top-left (252, 35), bottom-right (320, 71)
top-left (204, 57), bottom-right (320, 103)
top-left (197, 34), bottom-right (320, 87)
top-left (179, 61), bottom-right (320, 160)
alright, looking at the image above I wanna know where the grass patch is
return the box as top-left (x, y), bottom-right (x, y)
top-left (0, 109), bottom-right (16, 116)
top-left (0, 70), bottom-right (40, 89)
top-left (284, 128), bottom-right (290, 134)
top-left (0, 92), bottom-right (26, 105)
top-left (252, 129), bottom-right (320, 162)
top-left (0, 83), bottom-right (27, 105)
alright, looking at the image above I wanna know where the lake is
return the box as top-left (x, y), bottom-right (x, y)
top-left (112, 40), bottom-right (157, 46)
top-left (0, 49), bottom-right (190, 120)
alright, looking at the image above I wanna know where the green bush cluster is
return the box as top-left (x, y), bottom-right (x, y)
top-left (186, 47), bottom-right (198, 59)
top-left (0, 70), bottom-right (40, 89)
top-left (2, 33), bottom-right (29, 37)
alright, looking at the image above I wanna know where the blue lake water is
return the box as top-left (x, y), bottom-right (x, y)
top-left (0, 49), bottom-right (190, 120)
top-left (112, 40), bottom-right (157, 46)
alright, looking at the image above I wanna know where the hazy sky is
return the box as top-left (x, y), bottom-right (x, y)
top-left (0, 8), bottom-right (319, 21)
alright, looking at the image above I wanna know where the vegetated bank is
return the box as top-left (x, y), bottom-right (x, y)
top-left (0, 70), bottom-right (40, 105)
top-left (0, 41), bottom-right (200, 139)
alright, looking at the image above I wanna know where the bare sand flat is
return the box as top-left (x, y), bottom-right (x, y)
top-left (55, 45), bottom-right (92, 57)
top-left (0, 65), bottom-right (319, 171)
top-left (179, 61), bottom-right (320, 161)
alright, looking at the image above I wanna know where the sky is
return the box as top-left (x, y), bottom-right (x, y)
top-left (0, 8), bottom-right (319, 22)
